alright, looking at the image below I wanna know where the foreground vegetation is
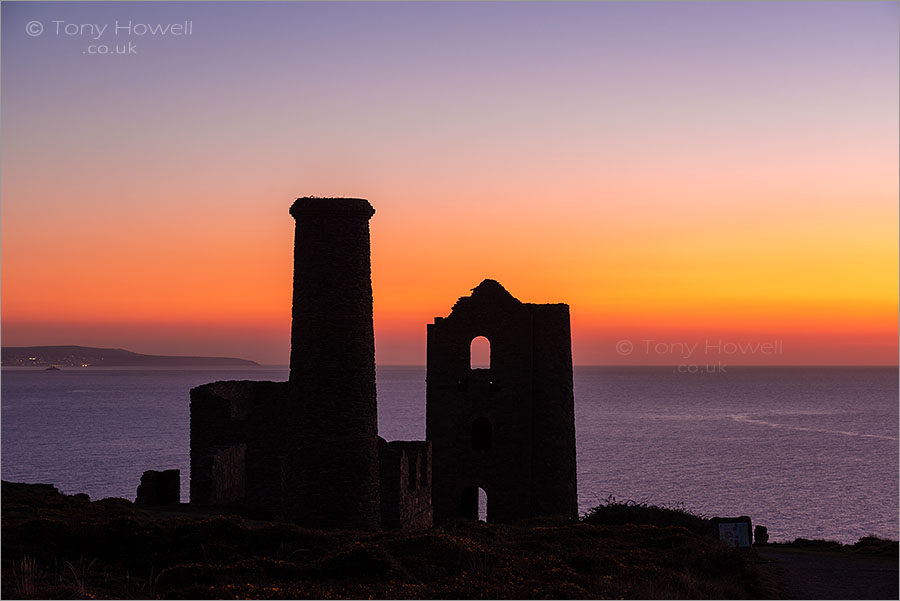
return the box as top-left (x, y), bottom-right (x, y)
top-left (768, 536), bottom-right (898, 557)
top-left (3, 482), bottom-right (782, 599)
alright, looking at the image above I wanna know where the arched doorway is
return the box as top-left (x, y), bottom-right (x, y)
top-left (460, 485), bottom-right (489, 522)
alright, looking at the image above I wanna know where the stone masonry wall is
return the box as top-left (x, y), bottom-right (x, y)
top-left (528, 303), bottom-right (578, 519)
top-left (189, 380), bottom-right (291, 517)
top-left (379, 438), bottom-right (433, 529)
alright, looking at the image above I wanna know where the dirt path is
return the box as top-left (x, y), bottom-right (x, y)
top-left (757, 547), bottom-right (898, 600)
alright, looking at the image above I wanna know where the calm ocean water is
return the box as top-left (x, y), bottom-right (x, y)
top-left (1, 365), bottom-right (896, 543)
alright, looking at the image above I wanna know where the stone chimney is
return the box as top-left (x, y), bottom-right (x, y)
top-left (285, 197), bottom-right (379, 529)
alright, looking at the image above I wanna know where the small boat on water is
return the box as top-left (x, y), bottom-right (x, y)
top-left (44, 366), bottom-right (61, 371)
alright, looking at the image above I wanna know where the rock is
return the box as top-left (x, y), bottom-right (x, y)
top-left (135, 469), bottom-right (180, 506)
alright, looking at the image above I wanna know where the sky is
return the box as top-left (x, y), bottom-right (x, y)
top-left (1, 1), bottom-right (897, 366)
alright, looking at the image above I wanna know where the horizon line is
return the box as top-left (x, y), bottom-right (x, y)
top-left (5, 363), bottom-right (895, 369)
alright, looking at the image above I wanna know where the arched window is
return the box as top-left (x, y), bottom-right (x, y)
top-left (470, 336), bottom-right (491, 369)
top-left (472, 417), bottom-right (492, 451)
top-left (460, 486), bottom-right (489, 522)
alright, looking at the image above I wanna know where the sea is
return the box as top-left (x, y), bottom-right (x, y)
top-left (1, 365), bottom-right (897, 544)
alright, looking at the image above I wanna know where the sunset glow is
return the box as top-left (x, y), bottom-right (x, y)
top-left (2, 1), bottom-right (897, 365)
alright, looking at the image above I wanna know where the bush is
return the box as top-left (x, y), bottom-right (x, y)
top-left (581, 495), bottom-right (714, 538)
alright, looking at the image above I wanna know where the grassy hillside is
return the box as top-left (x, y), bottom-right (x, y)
top-left (2, 482), bottom-right (780, 599)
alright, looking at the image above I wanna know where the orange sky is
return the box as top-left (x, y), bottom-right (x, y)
top-left (2, 2), bottom-right (898, 365)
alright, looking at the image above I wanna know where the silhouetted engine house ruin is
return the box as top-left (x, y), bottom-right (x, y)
top-left (427, 279), bottom-right (578, 523)
top-left (189, 197), bottom-right (576, 529)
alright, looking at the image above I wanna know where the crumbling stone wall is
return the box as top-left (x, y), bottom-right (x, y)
top-left (190, 380), bottom-right (291, 517)
top-left (210, 444), bottom-right (246, 505)
top-left (190, 373), bottom-right (433, 527)
top-left (379, 438), bottom-right (433, 529)
top-left (426, 279), bottom-right (578, 524)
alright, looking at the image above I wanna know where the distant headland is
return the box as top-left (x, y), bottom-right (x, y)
top-left (1, 345), bottom-right (259, 368)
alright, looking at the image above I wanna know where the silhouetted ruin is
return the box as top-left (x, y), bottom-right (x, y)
top-left (188, 197), bottom-right (576, 529)
top-left (190, 380), bottom-right (289, 514)
top-left (426, 280), bottom-right (578, 523)
top-left (135, 469), bottom-right (180, 506)
top-left (379, 439), bottom-right (433, 529)
top-left (285, 198), bottom-right (380, 529)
